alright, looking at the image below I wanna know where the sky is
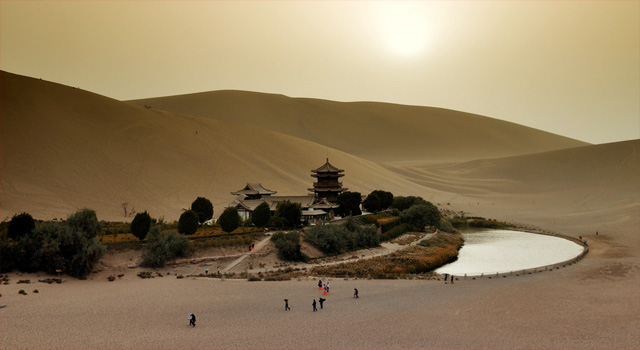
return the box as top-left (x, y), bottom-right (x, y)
top-left (1, 1), bottom-right (638, 144)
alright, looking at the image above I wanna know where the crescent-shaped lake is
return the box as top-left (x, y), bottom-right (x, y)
top-left (436, 229), bottom-right (585, 276)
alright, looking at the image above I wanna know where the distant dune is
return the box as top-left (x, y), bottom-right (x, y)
top-left (0, 71), bottom-right (444, 221)
top-left (129, 90), bottom-right (588, 164)
top-left (2, 70), bottom-right (638, 350)
top-left (386, 140), bottom-right (640, 245)
top-left (1, 70), bottom-right (637, 241)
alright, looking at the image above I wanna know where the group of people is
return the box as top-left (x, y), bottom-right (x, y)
top-left (443, 274), bottom-right (455, 284)
top-left (286, 280), bottom-right (360, 313)
top-left (318, 279), bottom-right (330, 293)
top-left (189, 280), bottom-right (361, 327)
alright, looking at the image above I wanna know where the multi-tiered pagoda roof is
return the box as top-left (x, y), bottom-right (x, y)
top-left (308, 158), bottom-right (347, 203)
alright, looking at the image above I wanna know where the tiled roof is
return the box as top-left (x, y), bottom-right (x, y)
top-left (311, 158), bottom-right (343, 173)
top-left (231, 195), bottom-right (316, 211)
top-left (231, 183), bottom-right (277, 196)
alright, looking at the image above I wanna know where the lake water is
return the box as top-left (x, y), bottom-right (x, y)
top-left (435, 229), bottom-right (584, 276)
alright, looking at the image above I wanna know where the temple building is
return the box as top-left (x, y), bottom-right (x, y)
top-left (228, 159), bottom-right (345, 224)
top-left (309, 158), bottom-right (347, 203)
top-left (230, 183), bottom-right (277, 200)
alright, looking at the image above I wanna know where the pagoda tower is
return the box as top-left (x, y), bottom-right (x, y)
top-left (309, 158), bottom-right (347, 203)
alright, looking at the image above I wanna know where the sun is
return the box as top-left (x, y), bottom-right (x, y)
top-left (376, 2), bottom-right (430, 56)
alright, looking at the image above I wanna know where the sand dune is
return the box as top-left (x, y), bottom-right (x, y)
top-left (1, 70), bottom-right (638, 349)
top-left (387, 140), bottom-right (639, 246)
top-left (1, 71), bottom-right (446, 221)
top-left (129, 90), bottom-right (587, 164)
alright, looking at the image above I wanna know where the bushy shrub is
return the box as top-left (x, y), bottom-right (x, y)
top-left (267, 215), bottom-right (287, 229)
top-left (400, 203), bottom-right (441, 231)
top-left (304, 218), bottom-right (379, 255)
top-left (337, 191), bottom-right (362, 216)
top-left (131, 211), bottom-right (152, 240)
top-left (437, 218), bottom-right (458, 234)
top-left (271, 231), bottom-right (309, 262)
top-left (362, 193), bottom-right (381, 213)
top-left (313, 232), bottom-right (465, 278)
top-left (379, 217), bottom-right (402, 233)
top-left (2, 208), bottom-right (106, 279)
top-left (178, 210), bottom-right (199, 235)
top-left (419, 231), bottom-right (464, 249)
top-left (66, 208), bottom-right (102, 239)
top-left (363, 190), bottom-right (394, 213)
top-left (448, 216), bottom-right (466, 228)
top-left (372, 190), bottom-right (393, 210)
top-left (392, 196), bottom-right (428, 211)
top-left (357, 215), bottom-right (378, 225)
top-left (305, 225), bottom-right (346, 255)
top-left (191, 197), bottom-right (214, 224)
top-left (141, 226), bottom-right (191, 268)
top-left (219, 207), bottom-right (241, 233)
top-left (274, 201), bottom-right (301, 228)
top-left (7, 212), bottom-right (35, 241)
top-left (468, 218), bottom-right (505, 229)
top-left (251, 202), bottom-right (271, 227)
top-left (380, 223), bottom-right (412, 242)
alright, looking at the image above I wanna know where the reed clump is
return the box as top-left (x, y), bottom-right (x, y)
top-left (311, 231), bottom-right (464, 278)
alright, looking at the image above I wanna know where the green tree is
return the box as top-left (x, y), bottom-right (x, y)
top-left (400, 203), bottom-right (442, 232)
top-left (337, 191), bottom-right (362, 216)
top-left (304, 217), bottom-right (378, 255)
top-left (370, 190), bottom-right (393, 210)
top-left (271, 231), bottom-right (309, 262)
top-left (7, 212), bottom-right (35, 241)
top-left (66, 208), bottom-right (102, 239)
top-left (275, 200), bottom-right (301, 228)
top-left (251, 202), bottom-right (271, 227)
top-left (191, 197), bottom-right (214, 224)
top-left (219, 207), bottom-right (241, 233)
top-left (392, 196), bottom-right (428, 211)
top-left (178, 210), bottom-right (199, 235)
top-left (362, 192), bottom-right (381, 213)
top-left (1, 209), bottom-right (106, 279)
top-left (59, 209), bottom-right (106, 278)
top-left (131, 211), bottom-right (152, 240)
top-left (141, 226), bottom-right (191, 268)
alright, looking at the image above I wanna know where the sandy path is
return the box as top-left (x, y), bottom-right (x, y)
top-left (222, 235), bottom-right (273, 273)
top-left (1, 251), bottom-right (637, 350)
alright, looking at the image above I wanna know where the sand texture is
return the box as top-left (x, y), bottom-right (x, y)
top-left (0, 71), bottom-right (638, 349)
top-left (129, 90), bottom-right (587, 164)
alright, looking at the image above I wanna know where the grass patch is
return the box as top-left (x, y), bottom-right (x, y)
top-left (190, 232), bottom-right (264, 250)
top-left (311, 231), bottom-right (464, 278)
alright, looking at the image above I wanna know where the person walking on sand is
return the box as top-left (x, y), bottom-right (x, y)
top-left (444, 273), bottom-right (448, 284)
top-left (189, 313), bottom-right (196, 327)
top-left (318, 279), bottom-right (323, 290)
top-left (319, 297), bottom-right (326, 309)
top-left (205, 268), bottom-right (208, 276)
top-left (312, 299), bottom-right (317, 312)
top-left (354, 288), bottom-right (359, 298)
top-left (450, 274), bottom-right (454, 284)
top-left (284, 299), bottom-right (290, 311)
top-left (326, 282), bottom-right (330, 293)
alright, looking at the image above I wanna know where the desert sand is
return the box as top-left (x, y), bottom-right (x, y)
top-left (1, 71), bottom-right (638, 349)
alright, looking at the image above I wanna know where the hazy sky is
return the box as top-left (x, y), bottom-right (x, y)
top-left (1, 1), bottom-right (638, 144)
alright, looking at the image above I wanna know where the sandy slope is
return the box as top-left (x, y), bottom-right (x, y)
top-left (0, 71), bottom-right (638, 349)
top-left (0, 71), bottom-right (446, 221)
top-left (129, 90), bottom-right (587, 164)
top-left (386, 140), bottom-right (640, 248)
